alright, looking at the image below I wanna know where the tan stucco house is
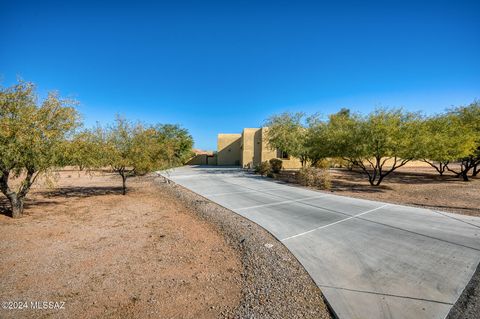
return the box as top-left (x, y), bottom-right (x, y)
top-left (217, 127), bottom-right (302, 169)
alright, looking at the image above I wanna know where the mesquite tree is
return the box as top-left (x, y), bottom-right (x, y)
top-left (0, 81), bottom-right (79, 217)
top-left (418, 113), bottom-right (476, 176)
top-left (98, 117), bottom-right (193, 195)
top-left (265, 112), bottom-right (309, 166)
top-left (64, 128), bottom-right (104, 170)
top-left (444, 102), bottom-right (480, 181)
top-left (264, 112), bottom-right (323, 167)
top-left (326, 108), bottom-right (423, 186)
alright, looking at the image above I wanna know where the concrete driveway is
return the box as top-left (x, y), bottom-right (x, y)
top-left (160, 166), bottom-right (480, 319)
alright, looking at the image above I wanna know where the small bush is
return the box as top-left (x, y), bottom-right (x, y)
top-left (313, 158), bottom-right (330, 169)
top-left (255, 161), bottom-right (271, 176)
top-left (269, 158), bottom-right (283, 173)
top-left (267, 172), bottom-right (276, 178)
top-left (296, 167), bottom-right (332, 190)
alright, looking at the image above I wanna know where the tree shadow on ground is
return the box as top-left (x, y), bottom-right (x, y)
top-left (0, 186), bottom-right (124, 218)
top-left (1, 186), bottom-right (124, 217)
top-left (332, 168), bottom-right (465, 185)
top-left (275, 167), bottom-right (476, 194)
top-left (330, 180), bottom-right (392, 193)
top-left (39, 186), bottom-right (124, 198)
top-left (0, 198), bottom-right (12, 217)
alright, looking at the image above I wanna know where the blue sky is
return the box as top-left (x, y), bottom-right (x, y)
top-left (1, 0), bottom-right (479, 150)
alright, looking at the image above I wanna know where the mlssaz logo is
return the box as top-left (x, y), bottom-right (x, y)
top-left (30, 301), bottom-right (65, 310)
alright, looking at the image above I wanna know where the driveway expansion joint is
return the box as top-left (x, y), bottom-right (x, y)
top-left (161, 167), bottom-right (480, 319)
top-left (281, 204), bottom-right (390, 241)
top-left (317, 284), bottom-right (454, 306)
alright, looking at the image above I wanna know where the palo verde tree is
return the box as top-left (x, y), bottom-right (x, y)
top-left (0, 81), bottom-right (80, 217)
top-left (418, 113), bottom-right (476, 176)
top-left (444, 101), bottom-right (480, 181)
top-left (327, 108), bottom-right (423, 186)
top-left (98, 117), bottom-right (193, 195)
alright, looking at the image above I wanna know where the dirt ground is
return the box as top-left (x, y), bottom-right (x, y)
top-left (277, 166), bottom-right (480, 217)
top-left (0, 171), bottom-right (242, 319)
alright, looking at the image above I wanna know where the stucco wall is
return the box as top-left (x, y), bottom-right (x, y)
top-left (186, 154), bottom-right (208, 165)
top-left (207, 154), bottom-right (218, 165)
top-left (241, 128), bottom-right (261, 168)
top-left (217, 134), bottom-right (241, 166)
top-left (217, 128), bottom-right (302, 169)
top-left (185, 154), bottom-right (218, 165)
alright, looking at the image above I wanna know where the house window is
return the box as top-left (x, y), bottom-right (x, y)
top-left (278, 150), bottom-right (289, 159)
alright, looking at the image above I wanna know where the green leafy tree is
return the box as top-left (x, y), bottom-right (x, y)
top-left (444, 101), bottom-right (480, 181)
top-left (154, 124), bottom-right (194, 166)
top-left (64, 128), bottom-right (104, 170)
top-left (98, 117), bottom-right (193, 195)
top-left (265, 113), bottom-right (321, 167)
top-left (305, 114), bottom-right (331, 166)
top-left (418, 114), bottom-right (476, 176)
top-left (327, 108), bottom-right (423, 186)
top-left (0, 81), bottom-right (80, 217)
top-left (320, 108), bottom-right (361, 161)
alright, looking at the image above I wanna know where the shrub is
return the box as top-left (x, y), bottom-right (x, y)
top-left (296, 167), bottom-right (332, 190)
top-left (269, 158), bottom-right (283, 173)
top-left (313, 158), bottom-right (330, 169)
top-left (255, 161), bottom-right (271, 176)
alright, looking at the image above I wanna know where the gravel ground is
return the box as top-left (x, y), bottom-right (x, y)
top-left (155, 176), bottom-right (333, 319)
top-left (0, 172), bottom-right (243, 319)
top-left (447, 262), bottom-right (480, 319)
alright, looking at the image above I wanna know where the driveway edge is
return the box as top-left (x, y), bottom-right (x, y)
top-left (155, 176), bottom-right (334, 319)
top-left (447, 261), bottom-right (480, 319)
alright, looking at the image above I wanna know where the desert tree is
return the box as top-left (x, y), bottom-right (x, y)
top-left (320, 108), bottom-right (361, 162)
top-left (265, 112), bottom-right (313, 167)
top-left (327, 108), bottom-right (423, 186)
top-left (154, 124), bottom-right (194, 166)
top-left (0, 81), bottom-right (80, 217)
top-left (444, 101), bottom-right (480, 181)
top-left (418, 113), bottom-right (476, 176)
top-left (63, 127), bottom-right (104, 171)
top-left (98, 117), bottom-right (193, 195)
top-left (305, 114), bottom-right (330, 166)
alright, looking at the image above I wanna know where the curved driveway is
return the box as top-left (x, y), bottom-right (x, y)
top-left (161, 166), bottom-right (480, 319)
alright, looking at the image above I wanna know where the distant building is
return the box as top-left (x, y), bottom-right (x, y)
top-left (217, 127), bottom-right (302, 169)
top-left (185, 149), bottom-right (217, 165)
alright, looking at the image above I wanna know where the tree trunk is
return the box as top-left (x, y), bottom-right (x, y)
top-left (6, 192), bottom-right (24, 218)
top-left (375, 175), bottom-right (385, 186)
top-left (121, 174), bottom-right (127, 195)
top-left (472, 163), bottom-right (479, 177)
top-left (1, 168), bottom-right (36, 218)
top-left (461, 170), bottom-right (469, 181)
top-left (439, 162), bottom-right (445, 176)
top-left (422, 160), bottom-right (448, 176)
